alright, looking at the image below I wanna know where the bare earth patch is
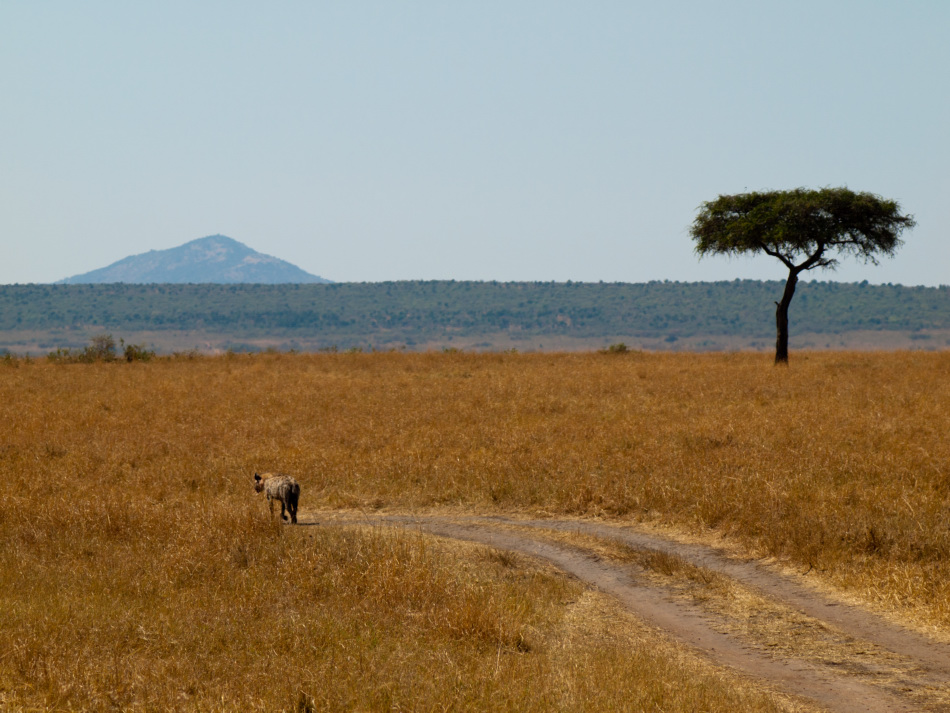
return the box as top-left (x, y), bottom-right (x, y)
top-left (314, 511), bottom-right (950, 713)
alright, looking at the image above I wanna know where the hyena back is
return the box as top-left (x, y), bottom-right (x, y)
top-left (253, 472), bottom-right (301, 524)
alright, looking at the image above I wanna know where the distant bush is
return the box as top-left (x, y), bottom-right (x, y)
top-left (600, 342), bottom-right (630, 354)
top-left (47, 334), bottom-right (154, 364)
top-left (46, 348), bottom-right (75, 364)
top-left (122, 341), bottom-right (155, 362)
top-left (87, 333), bottom-right (118, 361)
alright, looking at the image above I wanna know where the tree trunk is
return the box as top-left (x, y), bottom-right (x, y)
top-left (774, 270), bottom-right (799, 364)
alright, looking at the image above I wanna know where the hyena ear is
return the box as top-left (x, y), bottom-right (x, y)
top-left (254, 473), bottom-right (261, 482)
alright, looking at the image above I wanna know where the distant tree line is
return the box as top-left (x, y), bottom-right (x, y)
top-left (1, 280), bottom-right (947, 344)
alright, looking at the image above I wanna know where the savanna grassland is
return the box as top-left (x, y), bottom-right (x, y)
top-left (2, 350), bottom-right (949, 711)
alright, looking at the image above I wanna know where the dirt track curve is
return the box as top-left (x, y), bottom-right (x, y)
top-left (309, 512), bottom-right (950, 713)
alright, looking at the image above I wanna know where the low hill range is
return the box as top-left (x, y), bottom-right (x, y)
top-left (5, 235), bottom-right (948, 353)
top-left (2, 279), bottom-right (949, 355)
top-left (58, 235), bottom-right (331, 285)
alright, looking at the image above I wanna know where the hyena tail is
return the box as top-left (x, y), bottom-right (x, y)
top-left (287, 483), bottom-right (301, 524)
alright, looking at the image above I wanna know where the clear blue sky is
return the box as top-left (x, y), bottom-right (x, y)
top-left (2, 2), bottom-right (947, 285)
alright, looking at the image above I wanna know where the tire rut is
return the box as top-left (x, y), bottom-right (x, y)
top-left (310, 512), bottom-right (950, 713)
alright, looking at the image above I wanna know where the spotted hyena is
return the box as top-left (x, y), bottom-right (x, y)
top-left (253, 472), bottom-right (301, 524)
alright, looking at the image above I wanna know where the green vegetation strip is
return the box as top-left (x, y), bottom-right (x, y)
top-left (1, 280), bottom-right (948, 349)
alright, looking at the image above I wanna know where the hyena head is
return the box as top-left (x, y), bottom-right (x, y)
top-left (253, 472), bottom-right (265, 493)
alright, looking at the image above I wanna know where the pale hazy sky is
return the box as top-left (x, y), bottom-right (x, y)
top-left (2, 2), bottom-right (947, 285)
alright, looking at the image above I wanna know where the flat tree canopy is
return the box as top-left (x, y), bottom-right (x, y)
top-left (690, 187), bottom-right (915, 363)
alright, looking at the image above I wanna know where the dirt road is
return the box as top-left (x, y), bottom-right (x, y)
top-left (312, 512), bottom-right (950, 713)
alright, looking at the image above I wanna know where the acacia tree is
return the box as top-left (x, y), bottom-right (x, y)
top-left (690, 187), bottom-right (915, 364)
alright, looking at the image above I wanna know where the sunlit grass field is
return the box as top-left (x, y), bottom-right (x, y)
top-left (2, 349), bottom-right (948, 710)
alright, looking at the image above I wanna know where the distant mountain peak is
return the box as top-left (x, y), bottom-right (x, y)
top-left (59, 235), bottom-right (331, 284)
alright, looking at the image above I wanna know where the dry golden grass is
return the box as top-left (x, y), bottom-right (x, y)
top-left (1, 349), bottom-right (948, 710)
top-left (544, 587), bottom-right (814, 713)
top-left (509, 525), bottom-right (950, 707)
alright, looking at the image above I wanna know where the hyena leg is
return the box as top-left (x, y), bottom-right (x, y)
top-left (280, 501), bottom-right (288, 521)
top-left (268, 497), bottom-right (275, 518)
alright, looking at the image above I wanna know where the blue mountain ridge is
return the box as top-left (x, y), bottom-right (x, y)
top-left (58, 235), bottom-right (331, 284)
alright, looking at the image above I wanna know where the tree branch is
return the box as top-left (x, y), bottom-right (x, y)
top-left (761, 245), bottom-right (795, 270)
top-left (796, 243), bottom-right (827, 273)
